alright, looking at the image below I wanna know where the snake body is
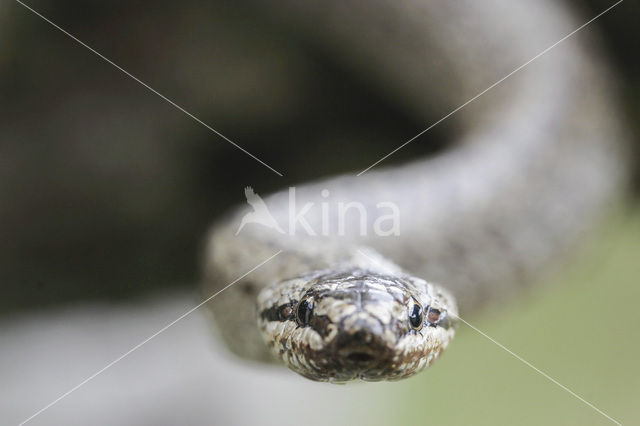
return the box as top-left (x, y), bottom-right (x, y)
top-left (203, 0), bottom-right (627, 383)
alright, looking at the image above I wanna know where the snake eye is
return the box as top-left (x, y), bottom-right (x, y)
top-left (408, 302), bottom-right (424, 330)
top-left (296, 297), bottom-right (314, 326)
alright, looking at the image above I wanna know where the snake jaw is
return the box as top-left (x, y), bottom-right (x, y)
top-left (257, 268), bottom-right (457, 382)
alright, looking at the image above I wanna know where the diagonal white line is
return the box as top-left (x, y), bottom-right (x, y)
top-left (15, 0), bottom-right (284, 177)
top-left (454, 315), bottom-right (622, 425)
top-left (355, 249), bottom-right (621, 425)
top-left (17, 250), bottom-right (283, 426)
top-left (357, 0), bottom-right (624, 176)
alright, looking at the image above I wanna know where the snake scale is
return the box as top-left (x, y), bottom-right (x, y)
top-left (203, 0), bottom-right (628, 383)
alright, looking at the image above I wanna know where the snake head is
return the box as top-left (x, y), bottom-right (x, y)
top-left (257, 268), bottom-right (457, 383)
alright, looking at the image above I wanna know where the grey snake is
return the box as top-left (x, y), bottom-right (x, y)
top-left (202, 0), bottom-right (628, 383)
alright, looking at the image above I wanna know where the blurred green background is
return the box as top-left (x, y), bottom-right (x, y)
top-left (389, 208), bottom-right (640, 425)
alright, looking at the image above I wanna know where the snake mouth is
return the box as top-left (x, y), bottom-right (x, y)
top-left (340, 347), bottom-right (380, 367)
top-left (346, 352), bottom-right (375, 363)
top-left (336, 341), bottom-right (391, 373)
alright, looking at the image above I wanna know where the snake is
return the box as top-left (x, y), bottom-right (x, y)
top-left (202, 0), bottom-right (628, 383)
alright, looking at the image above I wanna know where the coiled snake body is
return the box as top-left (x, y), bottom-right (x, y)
top-left (203, 0), bottom-right (627, 382)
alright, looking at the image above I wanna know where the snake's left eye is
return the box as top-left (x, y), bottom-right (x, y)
top-left (408, 302), bottom-right (424, 330)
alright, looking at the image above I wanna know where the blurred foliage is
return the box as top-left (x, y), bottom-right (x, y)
top-left (0, 0), bottom-right (637, 313)
top-left (366, 207), bottom-right (639, 425)
top-left (579, 0), bottom-right (640, 189)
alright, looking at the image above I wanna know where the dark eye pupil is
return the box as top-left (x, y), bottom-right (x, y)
top-left (297, 299), bottom-right (313, 325)
top-left (409, 304), bottom-right (423, 329)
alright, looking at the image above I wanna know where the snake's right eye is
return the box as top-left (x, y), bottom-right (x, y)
top-left (296, 297), bottom-right (314, 326)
